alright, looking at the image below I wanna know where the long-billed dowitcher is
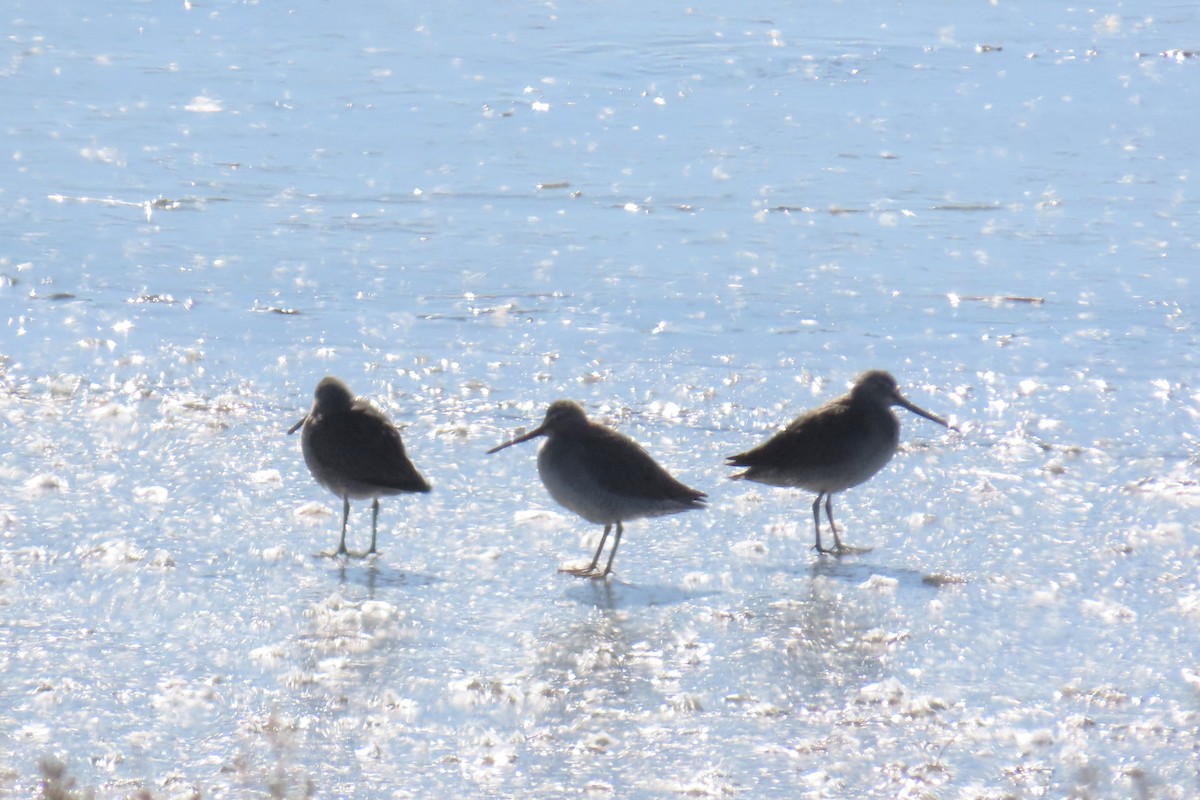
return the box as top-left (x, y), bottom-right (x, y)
top-left (289, 376), bottom-right (430, 557)
top-left (726, 370), bottom-right (952, 555)
top-left (488, 400), bottom-right (707, 579)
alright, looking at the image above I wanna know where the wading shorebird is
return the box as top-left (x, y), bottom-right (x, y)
top-left (726, 370), bottom-right (952, 555)
top-left (488, 400), bottom-right (707, 579)
top-left (289, 377), bottom-right (430, 557)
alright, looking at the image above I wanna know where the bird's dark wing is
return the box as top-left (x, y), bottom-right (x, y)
top-left (312, 405), bottom-right (431, 492)
top-left (577, 424), bottom-right (707, 505)
top-left (727, 401), bottom-right (863, 473)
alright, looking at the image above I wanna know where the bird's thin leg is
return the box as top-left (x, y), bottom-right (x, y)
top-left (562, 523), bottom-right (610, 577)
top-left (811, 494), bottom-right (827, 553)
top-left (599, 521), bottom-right (623, 578)
top-left (825, 494), bottom-right (846, 553)
top-left (365, 498), bottom-right (381, 556)
top-left (336, 495), bottom-right (351, 556)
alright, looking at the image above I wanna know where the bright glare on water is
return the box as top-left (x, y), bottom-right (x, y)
top-left (2, 1), bottom-right (1199, 797)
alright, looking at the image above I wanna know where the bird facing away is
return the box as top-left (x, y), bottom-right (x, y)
top-left (289, 376), bottom-right (430, 557)
top-left (726, 370), bottom-right (952, 555)
top-left (487, 400), bottom-right (707, 579)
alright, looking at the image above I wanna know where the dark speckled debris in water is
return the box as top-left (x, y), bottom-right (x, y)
top-left (921, 573), bottom-right (969, 588)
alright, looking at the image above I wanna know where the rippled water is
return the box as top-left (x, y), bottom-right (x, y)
top-left (2, 1), bottom-right (1199, 797)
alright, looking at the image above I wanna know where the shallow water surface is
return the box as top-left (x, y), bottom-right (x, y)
top-left (2, 1), bottom-right (1199, 797)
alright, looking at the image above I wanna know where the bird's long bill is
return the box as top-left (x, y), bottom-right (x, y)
top-left (287, 415), bottom-right (307, 435)
top-left (896, 396), bottom-right (951, 428)
top-left (486, 425), bottom-right (547, 454)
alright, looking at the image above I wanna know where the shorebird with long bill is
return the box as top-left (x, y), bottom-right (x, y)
top-left (289, 377), bottom-right (430, 557)
top-left (488, 400), bottom-right (707, 579)
top-left (726, 370), bottom-right (953, 555)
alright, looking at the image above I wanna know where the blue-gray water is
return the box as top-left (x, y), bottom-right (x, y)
top-left (2, 2), bottom-right (1199, 797)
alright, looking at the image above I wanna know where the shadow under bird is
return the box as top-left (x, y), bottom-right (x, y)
top-left (488, 400), bottom-right (707, 579)
top-left (289, 376), bottom-right (431, 558)
top-left (726, 370), bottom-right (953, 555)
